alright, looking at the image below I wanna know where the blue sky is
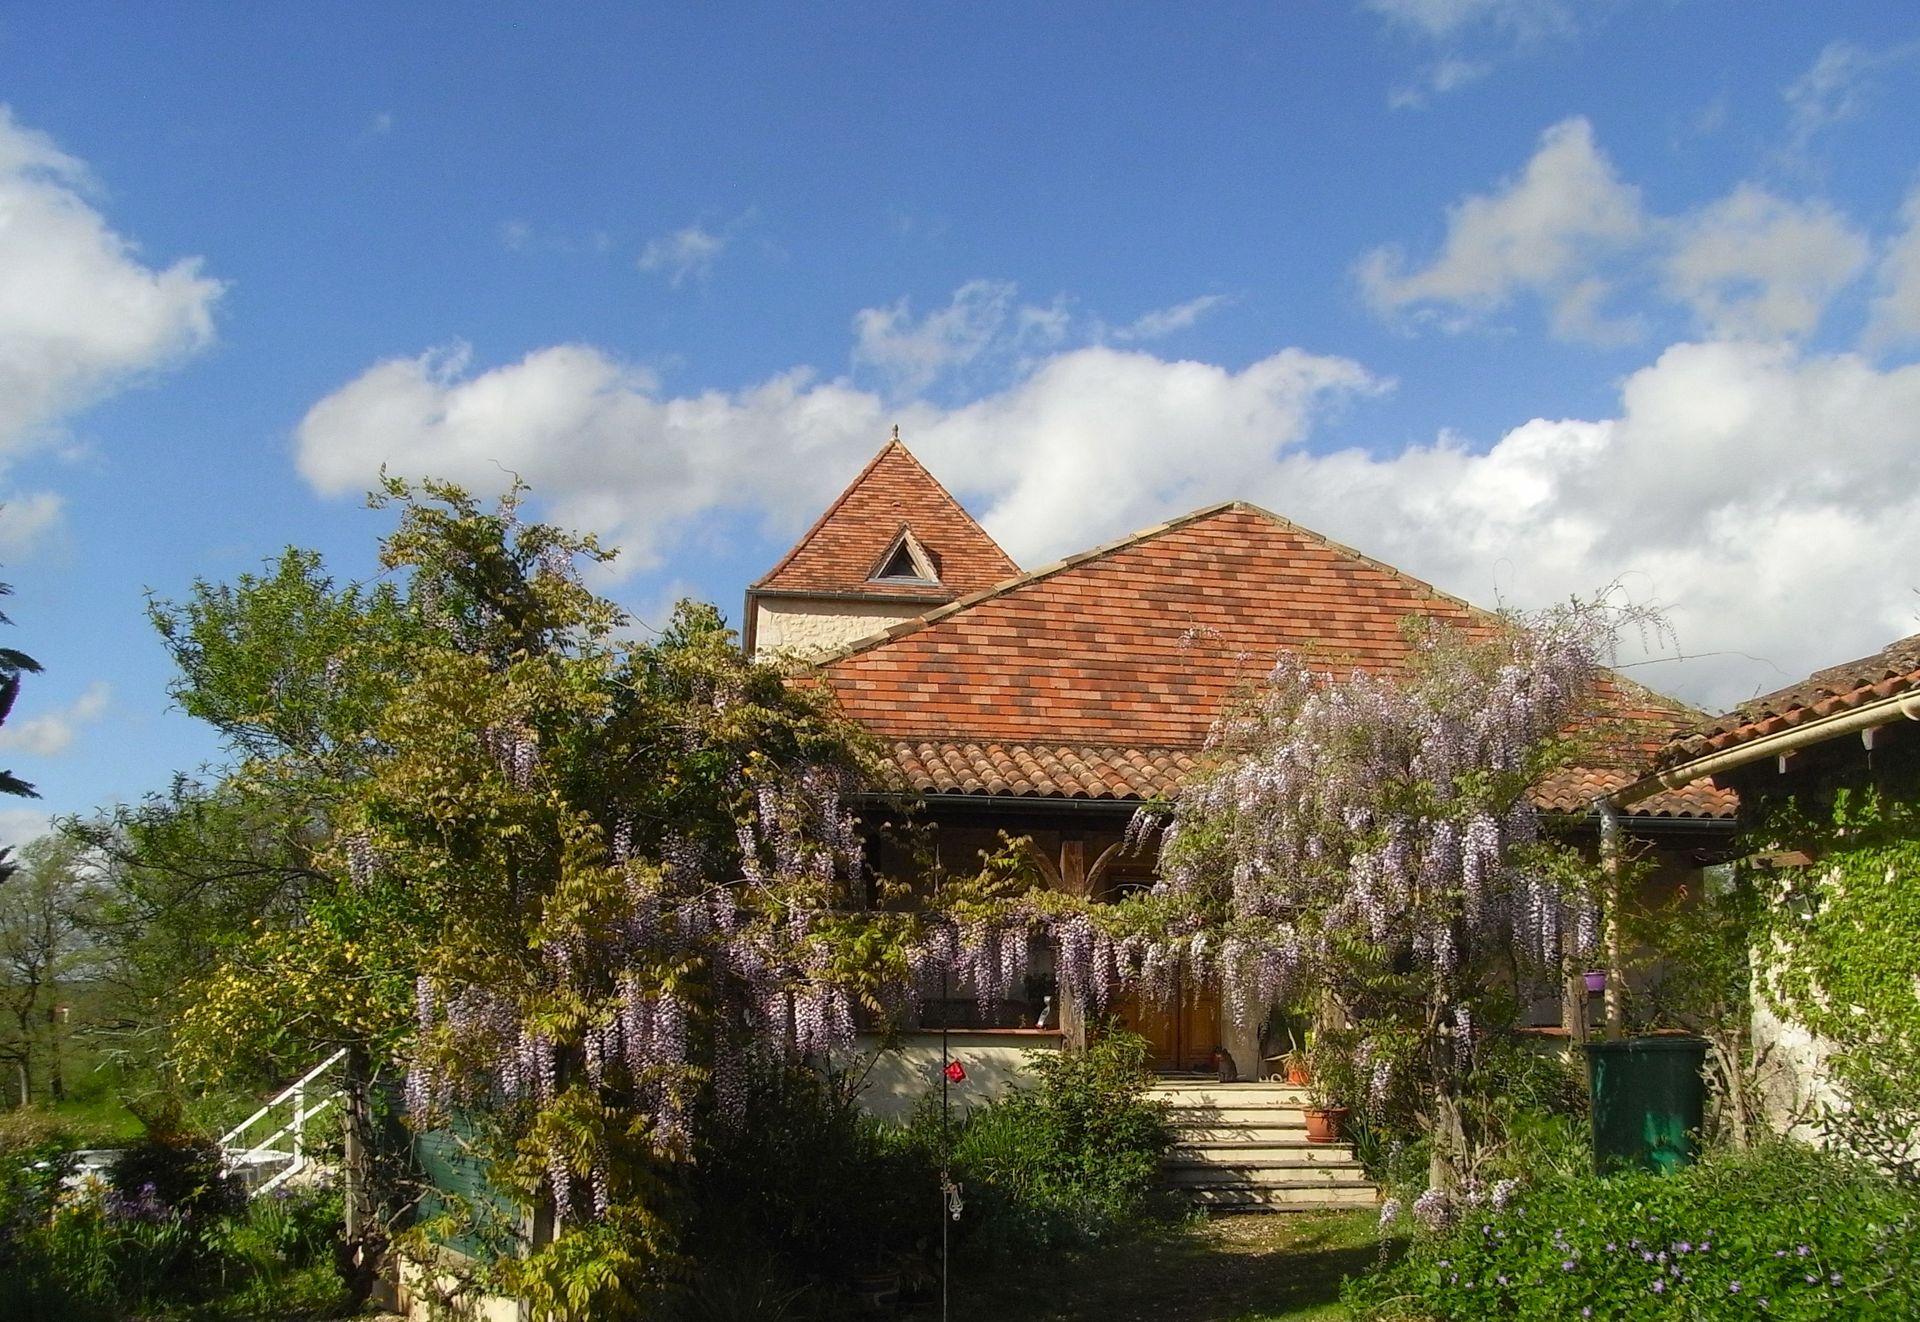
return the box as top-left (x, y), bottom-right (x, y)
top-left (2, 3), bottom-right (1918, 835)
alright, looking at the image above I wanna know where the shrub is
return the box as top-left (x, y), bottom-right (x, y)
top-left (106, 1096), bottom-right (245, 1222)
top-left (1347, 1141), bottom-right (1920, 1320)
top-left (939, 1030), bottom-right (1173, 1257)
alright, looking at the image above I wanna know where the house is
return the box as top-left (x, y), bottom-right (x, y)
top-left (1614, 633), bottom-right (1920, 1137)
top-left (748, 436), bottom-right (1737, 1106)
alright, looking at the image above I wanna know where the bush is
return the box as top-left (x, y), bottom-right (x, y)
top-left (938, 1030), bottom-right (1173, 1258)
top-left (687, 1057), bottom-right (942, 1296)
top-left (106, 1096), bottom-right (245, 1222)
top-left (1347, 1142), bottom-right (1920, 1320)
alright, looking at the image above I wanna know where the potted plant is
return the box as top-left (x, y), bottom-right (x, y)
top-left (1279, 1026), bottom-right (1314, 1085)
top-left (1302, 1038), bottom-right (1349, 1142)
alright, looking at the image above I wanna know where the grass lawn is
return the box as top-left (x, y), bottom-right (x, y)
top-left (944, 1209), bottom-right (1392, 1322)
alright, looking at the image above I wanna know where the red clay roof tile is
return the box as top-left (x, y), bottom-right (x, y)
top-left (1658, 631), bottom-right (1920, 768)
top-left (751, 438), bottom-right (1018, 600)
top-left (819, 502), bottom-right (1731, 819)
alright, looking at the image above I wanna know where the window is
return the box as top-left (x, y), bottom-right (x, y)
top-left (868, 528), bottom-right (940, 586)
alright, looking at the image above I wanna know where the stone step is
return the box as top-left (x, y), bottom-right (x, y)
top-left (1164, 1162), bottom-right (1372, 1188)
top-left (1167, 1107), bottom-right (1314, 1128)
top-left (1171, 1120), bottom-right (1314, 1142)
top-left (1151, 1084), bottom-right (1312, 1107)
top-left (1169, 1141), bottom-right (1361, 1164)
top-left (1185, 1183), bottom-right (1381, 1212)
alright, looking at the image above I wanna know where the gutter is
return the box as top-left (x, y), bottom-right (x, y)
top-left (851, 791), bottom-right (1143, 817)
top-left (1602, 688), bottom-right (1920, 811)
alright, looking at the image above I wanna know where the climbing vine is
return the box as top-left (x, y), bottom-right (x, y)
top-left (1750, 784), bottom-right (1920, 1182)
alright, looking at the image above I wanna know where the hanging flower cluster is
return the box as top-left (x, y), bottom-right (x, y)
top-left (1156, 607), bottom-right (1616, 995)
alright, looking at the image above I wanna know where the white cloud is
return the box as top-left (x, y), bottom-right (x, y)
top-left (1364, 0), bottom-right (1572, 40)
top-left (0, 680), bottom-right (109, 757)
top-left (1366, 0), bottom-right (1577, 105)
top-left (1865, 187), bottom-right (1920, 351)
top-left (1242, 341), bottom-right (1920, 706)
top-left (298, 277), bottom-right (1920, 712)
top-left (0, 493), bottom-right (63, 558)
top-left (1782, 40), bottom-right (1920, 162)
top-left (1357, 118), bottom-right (1647, 341)
top-left (1112, 294), bottom-right (1231, 342)
top-left (637, 223), bottom-right (727, 286)
top-left (0, 105), bottom-right (221, 550)
top-left (851, 280), bottom-right (1070, 394)
top-left (294, 321), bottom-right (1377, 574)
top-left (1664, 187), bottom-right (1870, 341)
top-left (1362, 118), bottom-right (1894, 347)
top-left (0, 806), bottom-right (49, 848)
top-left (0, 108), bottom-right (221, 455)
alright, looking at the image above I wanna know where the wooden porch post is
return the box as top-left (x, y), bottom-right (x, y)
top-left (1058, 839), bottom-right (1089, 1053)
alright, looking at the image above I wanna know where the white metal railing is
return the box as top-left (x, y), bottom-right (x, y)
top-left (219, 1048), bottom-right (347, 1198)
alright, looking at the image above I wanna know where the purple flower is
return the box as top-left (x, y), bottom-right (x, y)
top-left (1652, 1280), bottom-right (1666, 1294)
top-left (1729, 1281), bottom-right (1741, 1293)
top-left (1562, 1260), bottom-right (1575, 1272)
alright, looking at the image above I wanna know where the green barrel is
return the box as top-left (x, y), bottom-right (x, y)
top-left (1584, 1035), bottom-right (1709, 1175)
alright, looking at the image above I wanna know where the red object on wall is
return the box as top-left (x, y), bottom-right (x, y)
top-left (945, 1060), bottom-right (966, 1083)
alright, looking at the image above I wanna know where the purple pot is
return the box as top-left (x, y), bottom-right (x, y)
top-left (1584, 970), bottom-right (1607, 994)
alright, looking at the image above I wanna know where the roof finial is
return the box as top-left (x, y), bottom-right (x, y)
top-left (891, 423), bottom-right (901, 443)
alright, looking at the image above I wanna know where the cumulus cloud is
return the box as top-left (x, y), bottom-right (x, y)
top-left (1357, 118), bottom-right (1647, 340)
top-left (0, 105), bottom-right (221, 549)
top-left (1865, 187), bottom-right (1920, 351)
top-left (1361, 117), bottom-right (1897, 347)
top-left (0, 108), bottom-right (221, 455)
top-left (1244, 341), bottom-right (1920, 705)
top-left (637, 223), bottom-right (728, 286)
top-left (294, 324), bottom-right (1378, 573)
top-left (299, 270), bottom-right (1920, 711)
top-left (1664, 187), bottom-right (1870, 341)
top-left (0, 680), bottom-right (109, 756)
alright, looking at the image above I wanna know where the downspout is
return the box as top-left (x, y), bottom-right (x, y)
top-left (1597, 798), bottom-right (1626, 1040)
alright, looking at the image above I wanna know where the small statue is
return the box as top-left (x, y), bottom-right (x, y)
top-left (1213, 1046), bottom-right (1239, 1084)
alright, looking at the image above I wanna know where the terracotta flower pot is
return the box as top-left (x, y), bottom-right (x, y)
top-left (1286, 1062), bottom-right (1311, 1086)
top-left (1303, 1106), bottom-right (1348, 1143)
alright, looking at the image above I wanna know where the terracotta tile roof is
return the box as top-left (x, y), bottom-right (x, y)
top-left (881, 743), bottom-right (1726, 818)
top-left (819, 503), bottom-right (1733, 821)
top-left (1529, 768), bottom-right (1737, 819)
top-left (1658, 631), bottom-right (1920, 768)
top-left (887, 741), bottom-right (1196, 800)
top-left (751, 439), bottom-right (1019, 601)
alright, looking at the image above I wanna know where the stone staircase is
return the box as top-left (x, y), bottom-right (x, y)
top-left (1151, 1079), bottom-right (1379, 1213)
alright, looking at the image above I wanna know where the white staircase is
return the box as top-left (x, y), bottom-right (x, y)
top-left (1151, 1080), bottom-right (1378, 1213)
top-left (219, 1049), bottom-right (346, 1198)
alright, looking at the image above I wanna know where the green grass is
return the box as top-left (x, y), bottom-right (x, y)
top-left (941, 1209), bottom-right (1392, 1322)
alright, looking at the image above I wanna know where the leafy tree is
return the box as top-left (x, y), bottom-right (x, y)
top-left (0, 576), bottom-right (44, 883)
top-left (1143, 604), bottom-right (1630, 1196)
top-left (163, 480), bottom-right (906, 1317)
top-left (0, 836), bottom-right (104, 1105)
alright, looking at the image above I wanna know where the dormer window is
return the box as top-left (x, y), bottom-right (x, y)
top-left (869, 528), bottom-right (941, 586)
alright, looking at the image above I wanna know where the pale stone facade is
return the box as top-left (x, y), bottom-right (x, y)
top-left (750, 597), bottom-right (922, 659)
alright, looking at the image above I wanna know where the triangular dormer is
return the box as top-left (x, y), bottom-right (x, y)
top-left (745, 434), bottom-right (1017, 657)
top-left (868, 527), bottom-right (941, 587)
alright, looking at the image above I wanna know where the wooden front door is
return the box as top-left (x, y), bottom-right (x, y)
top-left (1113, 975), bottom-right (1220, 1072)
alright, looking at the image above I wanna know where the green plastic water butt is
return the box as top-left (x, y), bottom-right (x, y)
top-left (1584, 1035), bottom-right (1709, 1175)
